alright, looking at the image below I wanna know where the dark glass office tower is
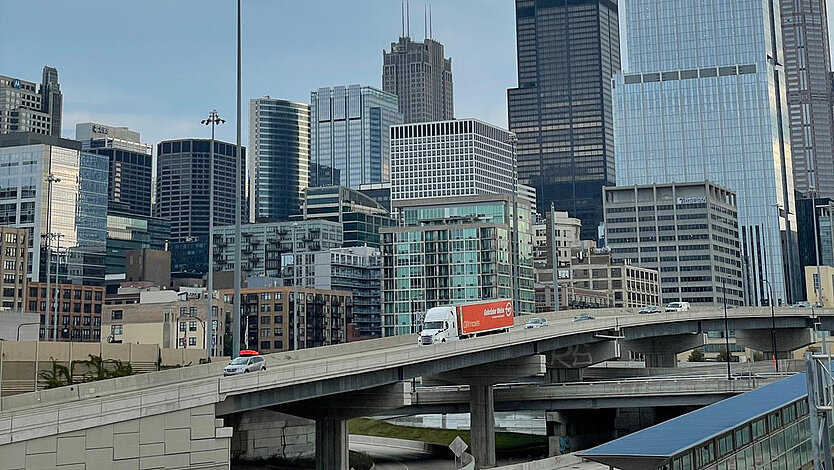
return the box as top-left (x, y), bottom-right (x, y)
top-left (507, 0), bottom-right (620, 240)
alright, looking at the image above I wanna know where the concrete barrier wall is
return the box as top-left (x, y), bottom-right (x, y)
top-left (493, 454), bottom-right (584, 469)
top-left (0, 403), bottom-right (231, 469)
top-left (230, 409), bottom-right (315, 459)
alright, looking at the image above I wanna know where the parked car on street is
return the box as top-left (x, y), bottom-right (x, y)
top-left (524, 317), bottom-right (549, 329)
top-left (639, 305), bottom-right (661, 315)
top-left (223, 355), bottom-right (266, 376)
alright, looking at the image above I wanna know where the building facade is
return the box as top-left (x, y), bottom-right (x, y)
top-left (219, 287), bottom-right (352, 353)
top-left (613, 0), bottom-right (800, 305)
top-left (533, 211), bottom-right (582, 270)
top-left (28, 283), bottom-right (105, 341)
top-left (76, 122), bottom-right (153, 217)
top-left (381, 194), bottom-right (534, 336)
top-left (0, 227), bottom-right (28, 311)
top-left (390, 119), bottom-right (517, 202)
top-left (105, 209), bottom-right (170, 281)
top-left (155, 139), bottom-right (247, 242)
top-left (102, 289), bottom-right (229, 354)
top-left (0, 66), bottom-right (62, 136)
top-left (796, 197), bottom-right (834, 302)
top-left (0, 133), bottom-right (108, 285)
top-left (382, 36), bottom-right (454, 123)
top-left (213, 220), bottom-right (343, 277)
top-left (507, 0), bottom-right (620, 239)
top-left (780, 0), bottom-right (834, 197)
top-left (603, 182), bottom-right (744, 307)
top-left (249, 98), bottom-right (310, 222)
top-left (298, 185), bottom-right (395, 248)
top-left (310, 85), bottom-right (402, 189)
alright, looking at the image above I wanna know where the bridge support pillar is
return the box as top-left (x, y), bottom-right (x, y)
top-left (315, 415), bottom-right (348, 470)
top-left (621, 333), bottom-right (705, 368)
top-left (543, 341), bottom-right (618, 383)
top-left (470, 382), bottom-right (496, 469)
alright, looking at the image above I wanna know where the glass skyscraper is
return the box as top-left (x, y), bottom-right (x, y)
top-left (249, 97), bottom-right (310, 222)
top-left (613, 0), bottom-right (800, 305)
top-left (310, 85), bottom-right (402, 189)
top-left (507, 0), bottom-right (620, 240)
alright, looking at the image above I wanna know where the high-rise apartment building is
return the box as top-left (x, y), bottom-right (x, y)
top-left (603, 182), bottom-right (743, 307)
top-left (155, 139), bottom-right (247, 242)
top-left (0, 133), bottom-right (108, 285)
top-left (390, 119), bottom-right (517, 202)
top-left (76, 122), bottom-right (153, 217)
top-left (780, 0), bottom-right (834, 197)
top-left (249, 98), bottom-right (310, 222)
top-left (298, 186), bottom-right (395, 248)
top-left (0, 227), bottom-right (28, 311)
top-left (381, 194), bottom-right (534, 336)
top-left (0, 66), bottom-right (62, 137)
top-left (613, 0), bottom-right (800, 305)
top-left (507, 0), bottom-right (620, 240)
top-left (382, 36), bottom-right (453, 123)
top-left (310, 85), bottom-right (402, 189)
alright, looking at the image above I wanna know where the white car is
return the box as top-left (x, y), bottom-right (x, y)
top-left (223, 355), bottom-right (266, 376)
top-left (524, 317), bottom-right (548, 329)
top-left (665, 302), bottom-right (691, 312)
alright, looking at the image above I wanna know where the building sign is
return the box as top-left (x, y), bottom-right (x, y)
top-left (676, 196), bottom-right (706, 205)
top-left (11, 79), bottom-right (21, 89)
top-left (92, 124), bottom-right (109, 135)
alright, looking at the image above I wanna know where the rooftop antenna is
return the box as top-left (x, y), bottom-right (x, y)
top-left (429, 4), bottom-right (432, 39)
top-left (424, 4), bottom-right (427, 40)
top-left (401, 0), bottom-right (405, 37)
top-left (407, 0), bottom-right (410, 38)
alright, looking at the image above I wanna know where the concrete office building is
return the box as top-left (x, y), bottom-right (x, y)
top-left (76, 122), bottom-right (153, 217)
top-left (613, 0), bottom-right (800, 305)
top-left (536, 246), bottom-right (660, 312)
top-left (27, 283), bottom-right (105, 341)
top-left (0, 227), bottom-right (28, 311)
top-left (285, 246), bottom-right (382, 339)
top-left (125, 249), bottom-right (172, 290)
top-left (310, 85), bottom-right (402, 189)
top-left (382, 35), bottom-right (454, 123)
top-left (249, 97), bottom-right (310, 222)
top-left (219, 286), bottom-right (352, 353)
top-left (170, 238), bottom-right (209, 279)
top-left (603, 182), bottom-right (744, 307)
top-left (155, 139), bottom-right (247, 242)
top-left (212, 220), bottom-right (343, 277)
top-left (390, 119), bottom-right (517, 202)
top-left (358, 182), bottom-right (392, 212)
top-left (381, 194), bottom-right (534, 336)
top-left (105, 209), bottom-right (170, 283)
top-left (298, 186), bottom-right (396, 248)
top-left (780, 0), bottom-right (834, 197)
top-left (102, 289), bottom-right (229, 354)
top-left (0, 66), bottom-right (62, 136)
top-left (0, 133), bottom-right (108, 285)
top-left (796, 196), bottom-right (834, 301)
top-left (507, 0), bottom-right (620, 240)
top-left (533, 211), bottom-right (582, 270)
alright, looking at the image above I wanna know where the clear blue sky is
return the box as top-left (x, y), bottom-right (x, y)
top-left (2, 1), bottom-right (834, 149)
top-left (0, 0), bottom-right (516, 147)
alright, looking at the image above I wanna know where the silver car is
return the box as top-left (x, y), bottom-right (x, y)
top-left (524, 317), bottom-right (548, 329)
top-left (223, 355), bottom-right (266, 376)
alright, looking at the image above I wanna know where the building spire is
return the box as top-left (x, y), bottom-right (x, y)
top-left (407, 0), bottom-right (410, 38)
top-left (429, 4), bottom-right (432, 39)
top-left (401, 0), bottom-right (405, 38)
top-left (424, 4), bottom-right (427, 40)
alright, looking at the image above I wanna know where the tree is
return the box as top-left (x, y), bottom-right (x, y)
top-left (38, 359), bottom-right (72, 389)
top-left (687, 348), bottom-right (705, 362)
top-left (716, 347), bottom-right (738, 363)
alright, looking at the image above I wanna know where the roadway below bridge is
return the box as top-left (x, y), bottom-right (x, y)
top-left (0, 307), bottom-right (830, 470)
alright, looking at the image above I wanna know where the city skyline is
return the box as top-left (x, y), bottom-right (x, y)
top-left (0, 1), bottom-right (516, 150)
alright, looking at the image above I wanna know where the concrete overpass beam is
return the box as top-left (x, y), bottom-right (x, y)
top-left (430, 356), bottom-right (544, 385)
top-left (735, 328), bottom-right (815, 357)
top-left (620, 333), bottom-right (705, 368)
top-left (543, 341), bottom-right (618, 383)
top-left (470, 382), bottom-right (496, 469)
top-left (315, 415), bottom-right (348, 470)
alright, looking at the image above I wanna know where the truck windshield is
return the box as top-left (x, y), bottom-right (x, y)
top-left (423, 321), bottom-right (444, 330)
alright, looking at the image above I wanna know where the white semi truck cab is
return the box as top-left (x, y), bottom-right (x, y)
top-left (418, 307), bottom-right (460, 345)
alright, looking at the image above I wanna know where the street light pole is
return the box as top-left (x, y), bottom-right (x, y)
top-left (52, 235), bottom-right (63, 342)
top-left (201, 110), bottom-right (224, 359)
top-left (763, 278), bottom-right (778, 372)
top-left (232, 0), bottom-right (243, 358)
top-left (550, 202), bottom-right (560, 312)
top-left (292, 223), bottom-right (299, 351)
top-left (43, 173), bottom-right (60, 340)
top-left (722, 277), bottom-right (731, 380)
top-left (811, 189), bottom-right (823, 306)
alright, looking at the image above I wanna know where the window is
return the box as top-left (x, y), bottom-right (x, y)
top-left (180, 307), bottom-right (187, 316)
top-left (111, 325), bottom-right (123, 335)
top-left (188, 337), bottom-right (197, 346)
top-left (179, 322), bottom-right (186, 332)
top-left (260, 316), bottom-right (270, 324)
top-left (260, 341), bottom-right (271, 350)
top-left (274, 340), bottom-right (283, 349)
top-left (189, 307), bottom-right (197, 316)
top-left (189, 321), bottom-right (197, 331)
top-left (261, 328), bottom-right (270, 337)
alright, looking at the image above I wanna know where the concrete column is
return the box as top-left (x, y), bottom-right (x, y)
top-left (546, 368), bottom-right (583, 383)
top-left (643, 353), bottom-right (677, 368)
top-left (315, 415), bottom-right (348, 470)
top-left (546, 411), bottom-right (566, 457)
top-left (470, 382), bottom-right (496, 469)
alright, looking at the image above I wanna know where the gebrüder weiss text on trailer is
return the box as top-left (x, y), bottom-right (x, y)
top-left (418, 299), bottom-right (514, 346)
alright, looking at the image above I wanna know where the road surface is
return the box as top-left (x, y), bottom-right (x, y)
top-left (350, 442), bottom-right (457, 470)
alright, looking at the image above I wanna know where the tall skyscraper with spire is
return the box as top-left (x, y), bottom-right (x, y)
top-left (382, 3), bottom-right (453, 124)
top-left (0, 66), bottom-right (63, 137)
top-left (780, 0), bottom-right (834, 198)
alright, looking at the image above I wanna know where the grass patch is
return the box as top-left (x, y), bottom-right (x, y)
top-left (348, 417), bottom-right (546, 451)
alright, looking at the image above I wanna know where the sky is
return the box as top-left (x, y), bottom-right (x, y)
top-left (0, 0), bottom-right (516, 148)
top-left (2, 0), bottom-right (834, 150)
